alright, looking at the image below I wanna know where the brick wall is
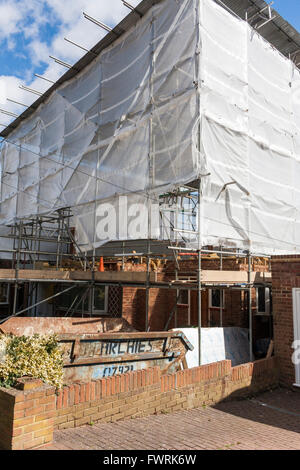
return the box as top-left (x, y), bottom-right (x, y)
top-left (122, 257), bottom-right (270, 338)
top-left (53, 358), bottom-right (277, 432)
top-left (0, 381), bottom-right (55, 450)
top-left (271, 255), bottom-right (300, 386)
top-left (0, 357), bottom-right (278, 450)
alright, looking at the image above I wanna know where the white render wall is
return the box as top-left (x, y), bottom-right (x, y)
top-left (1, 0), bottom-right (300, 254)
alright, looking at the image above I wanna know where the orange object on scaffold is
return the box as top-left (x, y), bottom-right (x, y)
top-left (98, 257), bottom-right (104, 272)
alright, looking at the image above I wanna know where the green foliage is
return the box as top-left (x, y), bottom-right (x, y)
top-left (0, 333), bottom-right (64, 389)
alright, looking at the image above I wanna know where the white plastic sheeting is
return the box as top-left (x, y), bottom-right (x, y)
top-left (1, 0), bottom-right (300, 254)
top-left (173, 327), bottom-right (250, 367)
top-left (199, 0), bottom-right (300, 254)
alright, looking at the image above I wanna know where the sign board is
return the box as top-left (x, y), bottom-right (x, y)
top-left (58, 331), bottom-right (193, 383)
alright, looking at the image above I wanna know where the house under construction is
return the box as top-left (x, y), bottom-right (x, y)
top-left (0, 0), bottom-right (299, 377)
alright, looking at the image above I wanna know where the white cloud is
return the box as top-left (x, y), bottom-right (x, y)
top-left (0, 2), bottom-right (23, 39)
top-left (0, 1), bottom-right (49, 41)
top-left (0, 79), bottom-right (6, 104)
top-left (29, 39), bottom-right (51, 66)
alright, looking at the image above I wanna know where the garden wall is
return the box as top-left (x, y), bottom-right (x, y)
top-left (0, 357), bottom-right (278, 450)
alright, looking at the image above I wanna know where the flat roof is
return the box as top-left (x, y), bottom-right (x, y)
top-left (1, 0), bottom-right (300, 139)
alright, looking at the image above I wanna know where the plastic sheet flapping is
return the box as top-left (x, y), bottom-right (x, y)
top-left (1, 0), bottom-right (300, 255)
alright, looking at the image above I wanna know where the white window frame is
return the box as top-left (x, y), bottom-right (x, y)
top-left (58, 285), bottom-right (109, 315)
top-left (292, 288), bottom-right (300, 387)
top-left (177, 289), bottom-right (189, 307)
top-left (177, 277), bottom-right (192, 326)
top-left (256, 287), bottom-right (271, 315)
top-left (209, 289), bottom-right (225, 309)
top-left (91, 285), bottom-right (109, 315)
top-left (0, 283), bottom-right (10, 305)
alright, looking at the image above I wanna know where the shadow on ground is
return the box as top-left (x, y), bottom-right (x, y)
top-left (213, 387), bottom-right (300, 435)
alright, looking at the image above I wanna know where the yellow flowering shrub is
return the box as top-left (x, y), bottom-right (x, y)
top-left (0, 333), bottom-right (64, 389)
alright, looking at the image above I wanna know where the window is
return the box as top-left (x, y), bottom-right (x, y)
top-left (57, 285), bottom-right (108, 315)
top-left (93, 286), bottom-right (108, 314)
top-left (0, 283), bottom-right (9, 304)
top-left (209, 289), bottom-right (225, 308)
top-left (177, 289), bottom-right (189, 306)
top-left (256, 287), bottom-right (271, 315)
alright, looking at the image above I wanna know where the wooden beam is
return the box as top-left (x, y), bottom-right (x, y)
top-left (0, 269), bottom-right (157, 283)
top-left (200, 270), bottom-right (271, 284)
top-left (71, 271), bottom-right (157, 282)
top-left (0, 269), bottom-right (270, 284)
top-left (0, 269), bottom-right (71, 280)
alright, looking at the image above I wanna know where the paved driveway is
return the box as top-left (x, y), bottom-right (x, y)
top-left (44, 388), bottom-right (300, 450)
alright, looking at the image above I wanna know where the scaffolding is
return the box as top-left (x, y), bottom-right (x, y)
top-left (0, 210), bottom-right (89, 318)
top-left (0, 179), bottom-right (272, 366)
top-left (0, 0), bottom-right (283, 367)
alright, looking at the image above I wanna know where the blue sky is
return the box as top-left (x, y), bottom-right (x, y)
top-left (0, 0), bottom-right (299, 127)
top-left (275, 0), bottom-right (300, 31)
top-left (0, 0), bottom-right (140, 126)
